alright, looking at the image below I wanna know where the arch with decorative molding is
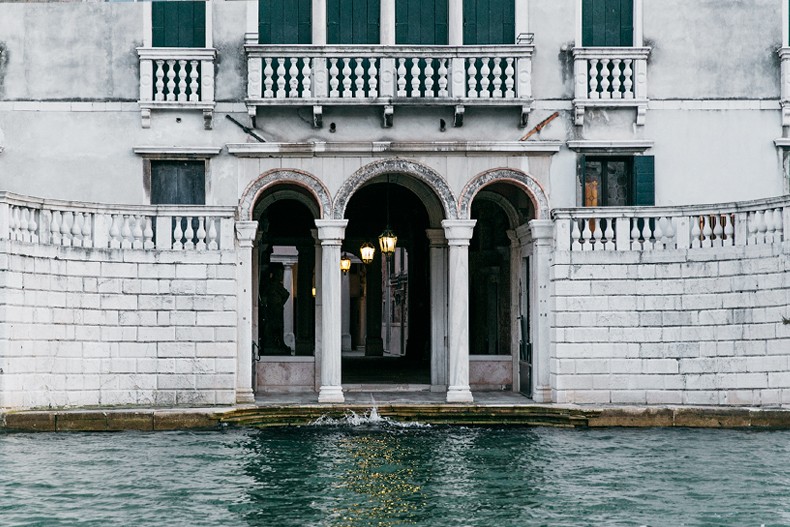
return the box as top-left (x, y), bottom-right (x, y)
top-left (237, 168), bottom-right (332, 221)
top-left (332, 159), bottom-right (458, 226)
top-left (458, 168), bottom-right (549, 221)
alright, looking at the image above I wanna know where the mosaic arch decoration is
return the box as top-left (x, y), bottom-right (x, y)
top-left (237, 169), bottom-right (333, 221)
top-left (458, 168), bottom-right (550, 221)
top-left (332, 159), bottom-right (458, 221)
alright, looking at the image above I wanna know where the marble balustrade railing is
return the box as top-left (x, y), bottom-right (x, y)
top-left (245, 45), bottom-right (534, 103)
top-left (0, 192), bottom-right (235, 251)
top-left (138, 48), bottom-right (217, 105)
top-left (553, 196), bottom-right (790, 252)
top-left (573, 47), bottom-right (649, 102)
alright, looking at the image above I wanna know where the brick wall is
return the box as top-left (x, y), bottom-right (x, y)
top-left (551, 244), bottom-right (790, 405)
top-left (0, 240), bottom-right (238, 409)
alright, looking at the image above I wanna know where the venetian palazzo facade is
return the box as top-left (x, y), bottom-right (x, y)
top-left (1, 0), bottom-right (789, 409)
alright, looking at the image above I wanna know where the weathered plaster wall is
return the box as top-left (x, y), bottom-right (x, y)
top-left (551, 243), bottom-right (790, 406)
top-left (0, 240), bottom-right (238, 409)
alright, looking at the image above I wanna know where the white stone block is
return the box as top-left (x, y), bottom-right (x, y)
top-left (610, 390), bottom-right (647, 404)
top-left (571, 390), bottom-right (611, 404)
top-left (101, 262), bottom-right (137, 278)
top-left (157, 374), bottom-right (196, 390)
top-left (206, 280), bottom-right (237, 295)
top-left (175, 326), bottom-right (215, 342)
top-left (175, 264), bottom-right (208, 280)
top-left (646, 390), bottom-right (683, 405)
top-left (66, 261), bottom-right (101, 277)
top-left (196, 311), bottom-right (236, 327)
top-left (138, 327), bottom-right (176, 342)
top-left (158, 342), bottom-right (195, 358)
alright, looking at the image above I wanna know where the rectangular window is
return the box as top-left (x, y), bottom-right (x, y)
top-left (396, 0), bottom-right (448, 45)
top-left (463, 0), bottom-right (515, 45)
top-left (150, 160), bottom-right (206, 205)
top-left (152, 1), bottom-right (206, 48)
top-left (580, 155), bottom-right (654, 206)
top-left (327, 0), bottom-right (380, 44)
top-left (582, 0), bottom-right (633, 47)
top-left (259, 0), bottom-right (312, 44)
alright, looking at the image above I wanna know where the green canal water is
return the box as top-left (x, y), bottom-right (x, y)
top-left (1, 417), bottom-right (789, 527)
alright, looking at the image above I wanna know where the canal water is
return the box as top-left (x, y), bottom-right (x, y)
top-left (1, 417), bottom-right (789, 527)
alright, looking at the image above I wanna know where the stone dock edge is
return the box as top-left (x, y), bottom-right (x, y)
top-left (2, 404), bottom-right (790, 432)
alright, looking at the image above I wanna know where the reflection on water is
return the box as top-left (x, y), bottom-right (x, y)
top-left (2, 425), bottom-right (790, 527)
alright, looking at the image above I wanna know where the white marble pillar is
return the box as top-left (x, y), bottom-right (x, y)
top-left (341, 270), bottom-right (352, 352)
top-left (312, 229), bottom-right (323, 391)
top-left (426, 228), bottom-right (448, 391)
top-left (530, 219), bottom-right (553, 403)
top-left (312, 0), bottom-right (327, 45)
top-left (315, 219), bottom-right (347, 403)
top-left (381, 0), bottom-right (395, 45)
top-left (448, 0), bottom-right (463, 45)
top-left (235, 220), bottom-right (259, 404)
top-left (442, 219), bottom-right (476, 403)
top-left (507, 229), bottom-right (521, 393)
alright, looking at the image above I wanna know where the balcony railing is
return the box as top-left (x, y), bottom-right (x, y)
top-left (0, 192), bottom-right (235, 251)
top-left (245, 44), bottom-right (534, 127)
top-left (572, 47), bottom-right (650, 126)
top-left (554, 195), bottom-right (790, 252)
top-left (137, 47), bottom-right (217, 129)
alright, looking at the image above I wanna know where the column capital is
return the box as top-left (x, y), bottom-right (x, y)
top-left (441, 219), bottom-right (476, 244)
top-left (425, 228), bottom-right (448, 247)
top-left (529, 219), bottom-right (554, 241)
top-left (235, 220), bottom-right (259, 248)
top-left (515, 222), bottom-right (532, 245)
top-left (315, 219), bottom-right (348, 244)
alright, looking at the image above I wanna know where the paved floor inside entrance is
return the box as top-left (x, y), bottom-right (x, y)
top-left (254, 391), bottom-right (533, 406)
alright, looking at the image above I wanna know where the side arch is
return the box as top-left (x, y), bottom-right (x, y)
top-left (333, 159), bottom-right (458, 223)
top-left (458, 168), bottom-right (550, 221)
top-left (237, 169), bottom-right (332, 221)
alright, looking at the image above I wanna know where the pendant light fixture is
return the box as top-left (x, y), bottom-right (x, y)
top-left (359, 242), bottom-right (375, 264)
top-left (340, 252), bottom-right (352, 274)
top-left (378, 175), bottom-right (397, 256)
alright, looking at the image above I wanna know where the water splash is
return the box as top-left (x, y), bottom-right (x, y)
top-left (310, 408), bottom-right (430, 429)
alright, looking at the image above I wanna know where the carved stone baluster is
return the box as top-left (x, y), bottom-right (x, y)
top-left (641, 217), bottom-right (654, 250)
top-left (712, 215), bottom-right (724, 248)
top-left (82, 213), bottom-right (92, 248)
top-left (701, 216), bottom-right (713, 248)
top-left (172, 216), bottom-right (184, 250)
top-left (592, 218), bottom-right (603, 250)
top-left (21, 208), bottom-right (32, 243)
top-left (61, 211), bottom-right (72, 247)
top-left (353, 58), bottom-right (365, 98)
top-left (108, 215), bottom-right (120, 249)
top-left (50, 211), bottom-right (62, 246)
top-left (480, 58), bottom-right (491, 98)
top-left (71, 212), bottom-right (83, 248)
top-left (571, 219), bottom-right (582, 251)
top-left (664, 217), bottom-right (677, 249)
top-left (184, 216), bottom-right (195, 250)
top-left (196, 217), bottom-right (207, 250)
top-left (342, 58), bottom-right (353, 98)
top-left (329, 58), bottom-right (340, 97)
top-left (263, 58), bottom-right (274, 97)
top-left (437, 59), bottom-right (449, 97)
top-left (467, 59), bottom-right (478, 98)
top-left (611, 59), bottom-right (622, 99)
top-left (764, 209), bottom-right (776, 244)
top-left (143, 217), bottom-right (154, 249)
top-left (653, 218), bottom-right (664, 250)
top-left (368, 59), bottom-right (378, 98)
top-left (301, 58), bottom-right (312, 98)
top-left (287, 58), bottom-right (299, 97)
top-left (155, 60), bottom-right (165, 101)
top-left (176, 60), bottom-right (188, 102)
top-left (189, 60), bottom-right (200, 101)
top-left (504, 57), bottom-right (515, 98)
top-left (631, 218), bottom-right (642, 250)
top-left (623, 59), bottom-right (634, 99)
top-left (774, 208), bottom-right (784, 242)
top-left (599, 59), bottom-right (611, 99)
top-left (121, 216), bottom-right (133, 249)
top-left (28, 209), bottom-right (39, 244)
top-left (8, 207), bottom-right (18, 241)
top-left (276, 58), bottom-right (287, 98)
top-left (756, 210), bottom-right (768, 244)
top-left (424, 59), bottom-right (435, 97)
top-left (132, 216), bottom-right (144, 249)
top-left (747, 212), bottom-right (758, 245)
top-left (588, 59), bottom-right (599, 99)
top-left (207, 218), bottom-right (218, 250)
top-left (410, 58), bottom-right (421, 97)
top-left (723, 214), bottom-right (735, 247)
top-left (603, 218), bottom-right (615, 250)
top-left (166, 60), bottom-right (177, 101)
top-left (492, 58), bottom-right (503, 98)
top-left (396, 58), bottom-right (407, 97)
top-left (582, 218), bottom-right (593, 251)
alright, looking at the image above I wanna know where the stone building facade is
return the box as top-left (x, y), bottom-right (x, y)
top-left (0, 0), bottom-right (789, 409)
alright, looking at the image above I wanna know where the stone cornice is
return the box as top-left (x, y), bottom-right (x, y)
top-left (566, 140), bottom-right (654, 154)
top-left (226, 141), bottom-right (562, 157)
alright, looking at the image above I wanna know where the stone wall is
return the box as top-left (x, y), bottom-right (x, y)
top-left (0, 239), bottom-right (238, 409)
top-left (551, 243), bottom-right (790, 406)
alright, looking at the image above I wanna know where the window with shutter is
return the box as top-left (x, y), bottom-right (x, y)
top-left (152, 1), bottom-right (206, 48)
top-left (582, 0), bottom-right (633, 47)
top-left (258, 0), bottom-right (312, 44)
top-left (395, 0), bottom-right (448, 45)
top-left (327, 0), bottom-right (380, 44)
top-left (463, 0), bottom-right (515, 45)
top-left (150, 161), bottom-right (206, 205)
top-left (580, 155), bottom-right (653, 207)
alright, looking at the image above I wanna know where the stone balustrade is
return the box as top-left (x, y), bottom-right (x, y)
top-left (0, 192), bottom-right (235, 251)
top-left (137, 47), bottom-right (217, 129)
top-left (245, 44), bottom-right (534, 127)
top-left (572, 47), bottom-right (650, 126)
top-left (554, 196), bottom-right (790, 252)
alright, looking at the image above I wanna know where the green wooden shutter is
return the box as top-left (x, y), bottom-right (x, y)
top-left (578, 154), bottom-right (587, 206)
top-left (259, 0), bottom-right (312, 44)
top-left (396, 0), bottom-right (448, 45)
top-left (582, 0), bottom-right (633, 47)
top-left (632, 156), bottom-right (655, 206)
top-left (152, 1), bottom-right (206, 48)
top-left (463, 0), bottom-right (515, 45)
top-left (327, 0), bottom-right (380, 44)
top-left (151, 161), bottom-right (206, 205)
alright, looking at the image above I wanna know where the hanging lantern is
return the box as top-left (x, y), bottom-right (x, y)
top-left (378, 229), bottom-right (397, 255)
top-left (360, 242), bottom-right (376, 264)
top-left (340, 253), bottom-right (352, 274)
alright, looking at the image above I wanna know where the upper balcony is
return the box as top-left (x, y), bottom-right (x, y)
top-left (244, 43), bottom-right (535, 128)
top-left (572, 46), bottom-right (650, 126)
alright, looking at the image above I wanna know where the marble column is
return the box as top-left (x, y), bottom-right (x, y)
top-left (507, 229), bottom-right (522, 393)
top-left (448, 0), bottom-right (463, 46)
top-left (365, 251), bottom-right (384, 356)
top-left (426, 228), bottom-right (448, 391)
top-left (530, 219), bottom-right (553, 403)
top-left (295, 243), bottom-right (315, 356)
top-left (315, 219), bottom-right (348, 403)
top-left (235, 220), bottom-right (259, 404)
top-left (442, 219), bottom-right (476, 403)
top-left (341, 270), bottom-right (352, 352)
top-left (312, 229), bottom-right (322, 391)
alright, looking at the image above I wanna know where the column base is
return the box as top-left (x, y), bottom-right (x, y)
top-left (236, 388), bottom-right (255, 404)
top-left (446, 385), bottom-right (473, 403)
top-left (318, 385), bottom-right (345, 403)
top-left (532, 385), bottom-right (552, 403)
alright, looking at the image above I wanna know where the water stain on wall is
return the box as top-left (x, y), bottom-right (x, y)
top-left (0, 42), bottom-right (8, 99)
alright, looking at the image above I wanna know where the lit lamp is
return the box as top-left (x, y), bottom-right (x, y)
top-left (360, 242), bottom-right (375, 264)
top-left (379, 175), bottom-right (397, 256)
top-left (340, 252), bottom-right (352, 274)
